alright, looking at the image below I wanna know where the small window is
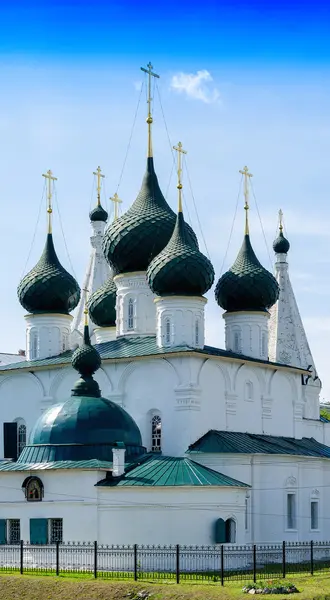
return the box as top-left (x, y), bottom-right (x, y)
top-left (8, 519), bottom-right (20, 544)
top-left (151, 415), bottom-right (162, 452)
top-left (287, 493), bottom-right (296, 529)
top-left (195, 320), bottom-right (200, 346)
top-left (245, 381), bottom-right (253, 401)
top-left (225, 518), bottom-right (236, 543)
top-left (165, 318), bottom-right (171, 345)
top-left (245, 496), bottom-right (249, 530)
top-left (17, 423), bottom-right (26, 457)
top-left (49, 518), bottom-right (63, 543)
top-left (31, 331), bottom-right (38, 360)
top-left (62, 330), bottom-right (69, 352)
top-left (23, 477), bottom-right (44, 502)
top-left (262, 332), bottom-right (267, 357)
top-left (128, 299), bottom-right (134, 330)
top-left (233, 330), bottom-right (241, 353)
top-left (311, 501), bottom-right (319, 530)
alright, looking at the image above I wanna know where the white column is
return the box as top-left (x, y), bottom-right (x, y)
top-left (223, 311), bottom-right (270, 360)
top-left (25, 313), bottom-right (73, 360)
top-left (114, 272), bottom-right (156, 338)
top-left (112, 446), bottom-right (126, 477)
top-left (155, 296), bottom-right (206, 349)
top-left (94, 327), bottom-right (117, 344)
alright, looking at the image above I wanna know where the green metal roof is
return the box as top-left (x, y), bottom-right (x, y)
top-left (96, 455), bottom-right (249, 488)
top-left (188, 430), bottom-right (330, 458)
top-left (0, 336), bottom-right (308, 373)
top-left (0, 459), bottom-right (114, 471)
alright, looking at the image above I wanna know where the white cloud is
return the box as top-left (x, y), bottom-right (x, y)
top-left (170, 70), bottom-right (220, 104)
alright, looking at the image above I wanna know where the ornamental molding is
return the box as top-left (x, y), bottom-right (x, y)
top-left (285, 475), bottom-right (297, 488)
top-left (175, 385), bottom-right (201, 412)
top-left (311, 488), bottom-right (320, 497)
top-left (261, 396), bottom-right (273, 419)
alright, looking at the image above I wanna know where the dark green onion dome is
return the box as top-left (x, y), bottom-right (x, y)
top-left (18, 322), bottom-right (145, 464)
top-left (89, 202), bottom-right (108, 223)
top-left (103, 157), bottom-right (197, 274)
top-left (273, 229), bottom-right (290, 254)
top-left (17, 233), bottom-right (80, 314)
top-left (215, 234), bottom-right (279, 312)
top-left (88, 276), bottom-right (117, 327)
top-left (147, 211), bottom-right (214, 296)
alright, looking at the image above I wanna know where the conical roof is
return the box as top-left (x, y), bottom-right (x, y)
top-left (88, 276), bottom-right (117, 327)
top-left (215, 234), bottom-right (279, 312)
top-left (17, 233), bottom-right (80, 314)
top-left (103, 157), bottom-right (197, 274)
top-left (147, 212), bottom-right (214, 296)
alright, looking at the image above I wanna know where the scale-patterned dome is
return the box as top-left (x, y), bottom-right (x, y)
top-left (147, 212), bottom-right (214, 296)
top-left (88, 276), bottom-right (116, 327)
top-left (273, 230), bottom-right (290, 254)
top-left (103, 158), bottom-right (196, 274)
top-left (89, 203), bottom-right (108, 223)
top-left (17, 234), bottom-right (80, 314)
top-left (215, 234), bottom-right (279, 312)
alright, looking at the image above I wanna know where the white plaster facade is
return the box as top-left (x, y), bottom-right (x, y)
top-left (25, 314), bottom-right (72, 360)
top-left (115, 272), bottom-right (156, 337)
top-left (155, 296), bottom-right (206, 349)
top-left (224, 311), bottom-right (269, 360)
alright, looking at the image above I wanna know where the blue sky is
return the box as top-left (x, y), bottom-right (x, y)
top-left (1, 1), bottom-right (330, 398)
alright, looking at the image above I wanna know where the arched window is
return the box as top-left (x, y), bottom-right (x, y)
top-left (22, 477), bottom-right (44, 502)
top-left (165, 318), bottom-right (171, 345)
top-left (17, 423), bottom-right (26, 457)
top-left (62, 329), bottom-right (69, 352)
top-left (245, 381), bottom-right (253, 401)
top-left (233, 330), bottom-right (241, 353)
top-left (151, 415), bottom-right (162, 452)
top-left (30, 330), bottom-right (38, 360)
top-left (261, 332), bottom-right (267, 357)
top-left (128, 299), bottom-right (134, 330)
top-left (225, 518), bottom-right (236, 543)
top-left (195, 319), bottom-right (200, 346)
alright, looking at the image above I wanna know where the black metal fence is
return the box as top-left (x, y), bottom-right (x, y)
top-left (0, 541), bottom-right (329, 584)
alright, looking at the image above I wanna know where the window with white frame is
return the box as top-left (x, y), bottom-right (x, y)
top-left (245, 381), bottom-right (253, 401)
top-left (17, 422), bottom-right (26, 457)
top-left (261, 331), bottom-right (267, 357)
top-left (165, 318), bottom-right (171, 345)
top-left (30, 330), bottom-right (38, 360)
top-left (225, 518), bottom-right (236, 543)
top-left (49, 518), bottom-right (63, 543)
top-left (128, 299), bottom-right (134, 330)
top-left (245, 496), bottom-right (249, 530)
top-left (195, 319), bottom-right (200, 346)
top-left (287, 493), bottom-right (296, 529)
top-left (8, 519), bottom-right (20, 544)
top-left (62, 329), bottom-right (69, 352)
top-left (151, 415), bottom-right (162, 452)
top-left (233, 330), bottom-right (241, 353)
top-left (311, 500), bottom-right (319, 530)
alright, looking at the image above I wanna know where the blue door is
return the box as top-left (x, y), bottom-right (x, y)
top-left (30, 518), bottom-right (48, 544)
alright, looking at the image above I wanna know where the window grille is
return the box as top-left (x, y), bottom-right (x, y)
top-left (8, 519), bottom-right (20, 544)
top-left (17, 423), bottom-right (26, 457)
top-left (49, 518), bottom-right (63, 543)
top-left (165, 319), bottom-right (171, 344)
top-left (128, 299), bottom-right (134, 330)
top-left (195, 320), bottom-right (200, 346)
top-left (151, 415), bottom-right (162, 452)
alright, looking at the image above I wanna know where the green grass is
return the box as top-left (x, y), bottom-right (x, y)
top-left (1, 572), bottom-right (330, 600)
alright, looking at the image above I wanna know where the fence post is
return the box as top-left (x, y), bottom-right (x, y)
top-left (134, 544), bottom-right (138, 581)
top-left (20, 540), bottom-right (23, 575)
top-left (94, 541), bottom-right (98, 578)
top-left (253, 545), bottom-right (257, 583)
top-left (221, 545), bottom-right (224, 586)
top-left (56, 541), bottom-right (59, 576)
top-left (176, 544), bottom-right (180, 584)
top-left (310, 540), bottom-right (314, 576)
top-left (282, 541), bottom-right (286, 579)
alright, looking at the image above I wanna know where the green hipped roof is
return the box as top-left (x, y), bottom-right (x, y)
top-left (102, 158), bottom-right (197, 275)
top-left (17, 233), bottom-right (80, 314)
top-left (0, 336), bottom-right (309, 373)
top-left (273, 230), bottom-right (290, 254)
top-left (88, 276), bottom-right (116, 327)
top-left (187, 430), bottom-right (330, 458)
top-left (96, 455), bottom-right (249, 487)
top-left (215, 234), bottom-right (279, 312)
top-left (147, 211), bottom-right (214, 296)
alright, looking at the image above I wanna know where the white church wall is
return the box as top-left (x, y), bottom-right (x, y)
top-left (266, 371), bottom-right (295, 437)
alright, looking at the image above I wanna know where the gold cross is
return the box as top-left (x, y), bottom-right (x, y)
top-left (173, 141), bottom-right (187, 213)
top-left (239, 166), bottom-right (253, 234)
top-left (110, 192), bottom-right (123, 220)
top-left (93, 166), bottom-right (105, 205)
top-left (140, 62), bottom-right (160, 157)
top-left (42, 169), bottom-right (57, 233)
top-left (279, 209), bottom-right (283, 232)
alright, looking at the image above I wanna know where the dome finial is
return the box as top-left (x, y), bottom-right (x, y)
top-left (173, 141), bottom-right (187, 213)
top-left (140, 62), bottom-right (160, 158)
top-left (273, 209), bottom-right (290, 254)
top-left (42, 169), bottom-right (57, 234)
top-left (110, 192), bottom-right (123, 220)
top-left (93, 166), bottom-right (105, 207)
top-left (279, 208), bottom-right (284, 232)
top-left (239, 166), bottom-right (253, 235)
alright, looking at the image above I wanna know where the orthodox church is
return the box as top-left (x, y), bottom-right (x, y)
top-left (0, 64), bottom-right (329, 548)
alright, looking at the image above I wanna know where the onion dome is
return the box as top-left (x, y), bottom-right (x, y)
top-left (147, 211), bottom-right (214, 296)
top-left (17, 233), bottom-right (80, 314)
top-left (89, 203), bottom-right (108, 223)
top-left (103, 158), bottom-right (197, 274)
top-left (215, 234), bottom-right (279, 312)
top-left (273, 230), bottom-right (290, 254)
top-left (88, 276), bottom-right (117, 327)
top-left (19, 320), bottom-right (145, 464)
